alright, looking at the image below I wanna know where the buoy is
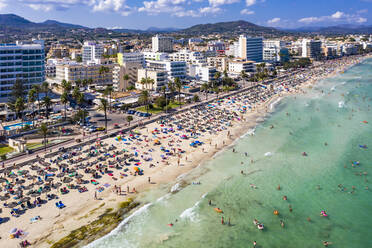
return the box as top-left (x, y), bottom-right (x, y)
top-left (274, 210), bottom-right (279, 215)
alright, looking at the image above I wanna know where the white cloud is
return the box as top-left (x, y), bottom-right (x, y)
top-left (208, 0), bottom-right (239, 7)
top-left (199, 6), bottom-right (221, 14)
top-left (91, 0), bottom-right (126, 12)
top-left (331, 11), bottom-right (344, 19)
top-left (267, 17), bottom-right (280, 24)
top-left (174, 9), bottom-right (200, 17)
top-left (27, 3), bottom-right (53, 11)
top-left (356, 17), bottom-right (367, 23)
top-left (299, 11), bottom-right (367, 24)
top-left (0, 0), bottom-right (7, 10)
top-left (245, 0), bottom-right (255, 6)
top-left (138, 0), bottom-right (185, 14)
top-left (240, 8), bottom-right (254, 15)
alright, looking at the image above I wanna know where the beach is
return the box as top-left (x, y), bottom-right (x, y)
top-left (0, 55), bottom-right (368, 248)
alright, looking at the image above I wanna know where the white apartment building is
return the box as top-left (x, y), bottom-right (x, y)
top-left (228, 59), bottom-right (255, 75)
top-left (207, 41), bottom-right (225, 51)
top-left (54, 62), bottom-right (113, 87)
top-left (302, 39), bottom-right (322, 59)
top-left (82, 41), bottom-right (104, 64)
top-left (143, 52), bottom-right (169, 61)
top-left (263, 40), bottom-right (289, 63)
top-left (113, 62), bottom-right (143, 91)
top-left (207, 56), bottom-right (228, 72)
top-left (136, 69), bottom-right (167, 91)
top-left (189, 65), bottom-right (217, 82)
top-left (146, 60), bottom-right (187, 80)
top-left (168, 50), bottom-right (207, 66)
top-left (238, 35), bottom-right (263, 62)
top-left (118, 52), bottom-right (144, 66)
top-left (152, 35), bottom-right (173, 53)
top-left (0, 40), bottom-right (45, 100)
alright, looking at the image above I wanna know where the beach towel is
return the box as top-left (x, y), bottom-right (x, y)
top-left (103, 183), bottom-right (111, 188)
top-left (96, 187), bottom-right (104, 192)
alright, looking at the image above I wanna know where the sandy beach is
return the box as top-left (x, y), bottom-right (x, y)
top-left (0, 55), bottom-right (368, 248)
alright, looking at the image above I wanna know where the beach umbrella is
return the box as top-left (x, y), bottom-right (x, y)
top-left (0, 178), bottom-right (7, 183)
top-left (15, 179), bottom-right (25, 185)
top-left (8, 174), bottom-right (17, 179)
top-left (75, 174), bottom-right (83, 179)
top-left (35, 181), bottom-right (43, 185)
top-left (0, 195), bottom-right (9, 201)
top-left (20, 197), bottom-right (30, 203)
top-left (30, 193), bottom-right (40, 198)
top-left (7, 202), bottom-right (18, 208)
top-left (46, 178), bottom-right (54, 182)
top-left (56, 173), bottom-right (65, 178)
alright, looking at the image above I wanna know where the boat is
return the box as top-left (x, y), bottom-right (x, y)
top-left (214, 208), bottom-right (223, 213)
top-left (273, 210), bottom-right (279, 215)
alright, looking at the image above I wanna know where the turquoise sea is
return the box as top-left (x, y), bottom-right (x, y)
top-left (86, 59), bottom-right (372, 248)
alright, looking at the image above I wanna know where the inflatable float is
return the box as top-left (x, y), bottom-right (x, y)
top-left (214, 208), bottom-right (223, 213)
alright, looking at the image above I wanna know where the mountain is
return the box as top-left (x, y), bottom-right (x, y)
top-left (180, 20), bottom-right (284, 36)
top-left (285, 24), bottom-right (372, 34)
top-left (146, 27), bottom-right (181, 32)
top-left (0, 13), bottom-right (89, 31)
top-left (41, 20), bottom-right (86, 29)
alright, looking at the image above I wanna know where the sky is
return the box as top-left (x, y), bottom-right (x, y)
top-left (0, 0), bottom-right (371, 30)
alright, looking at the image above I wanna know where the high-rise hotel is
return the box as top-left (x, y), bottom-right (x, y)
top-left (0, 40), bottom-right (45, 101)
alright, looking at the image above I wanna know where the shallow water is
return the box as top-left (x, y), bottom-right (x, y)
top-left (86, 59), bottom-right (372, 248)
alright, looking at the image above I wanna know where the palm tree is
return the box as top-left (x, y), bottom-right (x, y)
top-left (32, 84), bottom-right (41, 115)
top-left (139, 90), bottom-right (150, 114)
top-left (140, 77), bottom-right (155, 91)
top-left (168, 81), bottom-right (175, 101)
top-left (174, 77), bottom-right (182, 106)
top-left (40, 123), bottom-right (48, 151)
top-left (98, 98), bottom-right (108, 133)
top-left (123, 74), bottom-right (130, 91)
top-left (61, 80), bottom-right (72, 93)
top-left (214, 71), bottom-right (221, 87)
top-left (75, 79), bottom-right (82, 88)
top-left (41, 81), bottom-right (49, 97)
top-left (104, 86), bottom-right (113, 111)
top-left (42, 96), bottom-right (52, 119)
top-left (28, 88), bottom-right (37, 126)
top-left (201, 83), bottom-right (209, 100)
top-left (126, 115), bottom-right (133, 126)
top-left (14, 97), bottom-right (25, 121)
top-left (214, 86), bottom-right (220, 99)
top-left (60, 92), bottom-right (69, 121)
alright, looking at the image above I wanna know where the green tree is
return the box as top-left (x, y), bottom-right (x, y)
top-left (139, 90), bottom-right (150, 114)
top-left (32, 84), bottom-right (41, 116)
top-left (126, 115), bottom-right (133, 125)
top-left (155, 96), bottom-right (167, 110)
top-left (61, 80), bottom-right (72, 94)
top-left (174, 77), bottom-right (182, 106)
top-left (140, 77), bottom-right (155, 91)
top-left (104, 86), bottom-right (113, 111)
top-left (98, 98), bottom-right (108, 133)
top-left (60, 92), bottom-right (69, 121)
top-left (193, 94), bottom-right (200, 103)
top-left (40, 123), bottom-right (48, 151)
top-left (28, 88), bottom-right (37, 126)
top-left (201, 83), bottom-right (209, 100)
top-left (8, 79), bottom-right (25, 113)
top-left (41, 81), bottom-right (49, 97)
top-left (123, 74), bottom-right (130, 91)
top-left (14, 97), bottom-right (25, 121)
top-left (42, 96), bottom-right (52, 119)
top-left (168, 81), bottom-right (175, 100)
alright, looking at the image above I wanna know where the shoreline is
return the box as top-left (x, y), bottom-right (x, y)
top-left (0, 55), bottom-right (369, 248)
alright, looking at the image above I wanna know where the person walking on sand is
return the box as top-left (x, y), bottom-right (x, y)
top-left (148, 177), bottom-right (151, 183)
top-left (94, 191), bottom-right (97, 200)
